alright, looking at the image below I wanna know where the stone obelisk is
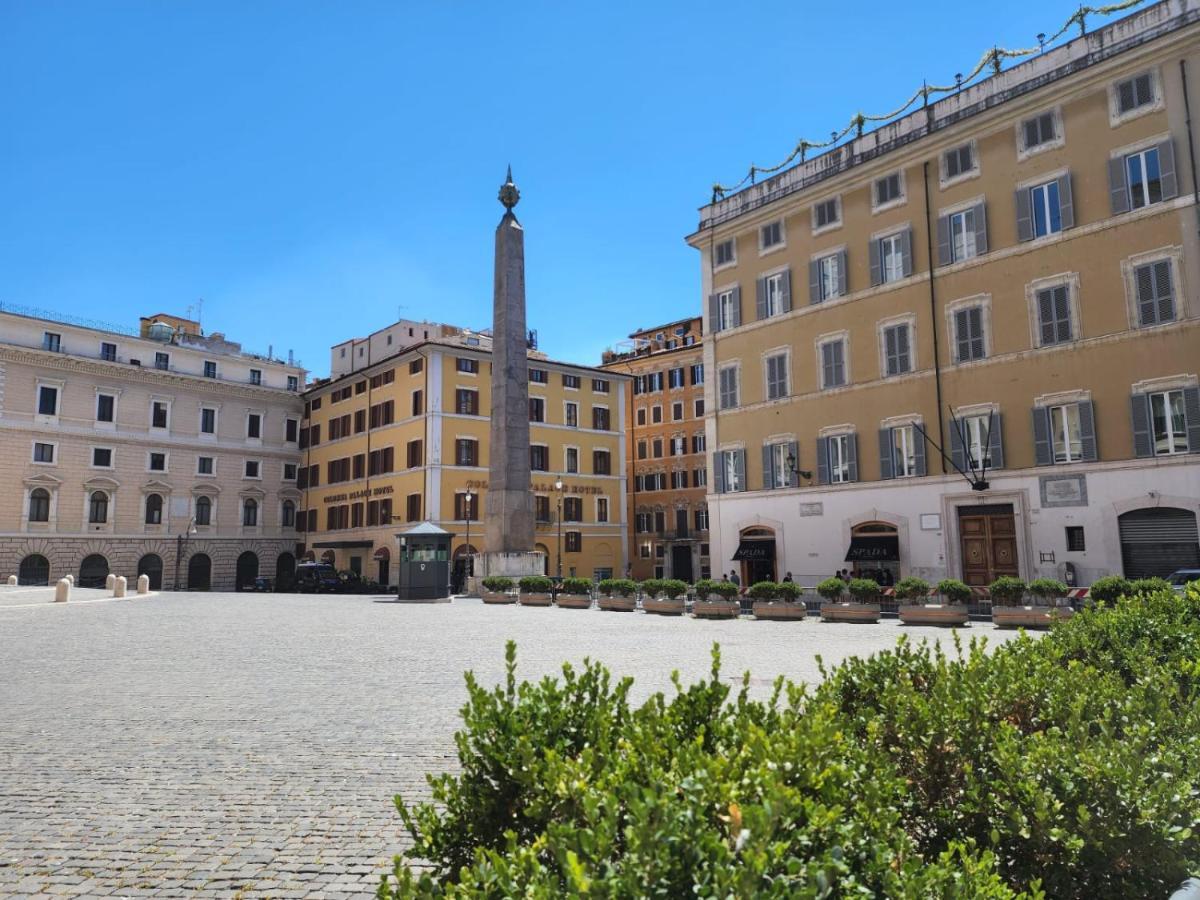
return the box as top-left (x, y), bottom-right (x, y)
top-left (483, 168), bottom-right (537, 562)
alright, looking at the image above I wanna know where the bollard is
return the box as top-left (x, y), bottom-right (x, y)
top-left (55, 578), bottom-right (70, 603)
top-left (6, 575), bottom-right (16, 586)
top-left (105, 573), bottom-right (116, 590)
top-left (114, 576), bottom-right (127, 598)
top-left (64, 574), bottom-right (74, 584)
top-left (137, 574), bottom-right (150, 594)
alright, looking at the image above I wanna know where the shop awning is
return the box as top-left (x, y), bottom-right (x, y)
top-left (732, 540), bottom-right (775, 561)
top-left (844, 535), bottom-right (899, 562)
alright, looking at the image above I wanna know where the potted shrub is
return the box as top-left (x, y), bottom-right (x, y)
top-left (692, 578), bottom-right (718, 600)
top-left (1130, 576), bottom-right (1172, 595)
top-left (1088, 575), bottom-right (1131, 605)
top-left (597, 578), bottom-right (637, 612)
top-left (897, 576), bottom-right (968, 627)
top-left (556, 576), bottom-right (593, 609)
top-left (988, 576), bottom-right (1027, 607)
top-left (820, 577), bottom-right (881, 623)
top-left (644, 578), bottom-right (688, 616)
top-left (691, 577), bottom-right (740, 619)
top-left (751, 580), bottom-right (807, 621)
top-left (990, 576), bottom-right (1066, 629)
top-left (936, 578), bottom-right (972, 605)
top-left (481, 576), bottom-right (516, 604)
top-left (517, 575), bottom-right (554, 607)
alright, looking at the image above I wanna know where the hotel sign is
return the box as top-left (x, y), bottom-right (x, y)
top-left (322, 485), bottom-right (394, 504)
top-left (465, 479), bottom-right (603, 496)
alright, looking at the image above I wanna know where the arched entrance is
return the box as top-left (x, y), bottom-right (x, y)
top-left (275, 552), bottom-right (295, 591)
top-left (1119, 507), bottom-right (1200, 578)
top-left (733, 527), bottom-right (776, 587)
top-left (534, 543), bottom-right (550, 576)
top-left (17, 554), bottom-right (50, 586)
top-left (846, 521), bottom-right (901, 584)
top-left (79, 554), bottom-right (109, 588)
top-left (450, 544), bottom-right (476, 594)
top-left (187, 553), bottom-right (211, 591)
top-left (374, 546), bottom-right (391, 587)
top-left (235, 551), bottom-right (259, 591)
top-left (137, 554), bottom-right (163, 591)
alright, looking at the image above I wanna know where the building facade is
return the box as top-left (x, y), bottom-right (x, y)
top-left (299, 334), bottom-right (629, 586)
top-left (688, 0), bottom-right (1200, 589)
top-left (0, 308), bottom-right (306, 590)
top-left (602, 318), bottom-right (710, 581)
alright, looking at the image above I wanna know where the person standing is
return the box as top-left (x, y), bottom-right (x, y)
top-left (729, 569), bottom-right (741, 587)
top-left (782, 572), bottom-right (793, 583)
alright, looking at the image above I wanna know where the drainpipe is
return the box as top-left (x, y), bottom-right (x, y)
top-left (922, 160), bottom-right (948, 474)
top-left (1180, 59), bottom-right (1200, 237)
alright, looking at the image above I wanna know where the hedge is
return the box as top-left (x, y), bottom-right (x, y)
top-left (380, 585), bottom-right (1200, 898)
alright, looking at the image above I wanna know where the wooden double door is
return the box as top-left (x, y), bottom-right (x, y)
top-left (959, 504), bottom-right (1019, 587)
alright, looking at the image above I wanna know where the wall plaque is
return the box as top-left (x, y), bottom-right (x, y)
top-left (1039, 474), bottom-right (1088, 508)
top-left (797, 502), bottom-right (823, 517)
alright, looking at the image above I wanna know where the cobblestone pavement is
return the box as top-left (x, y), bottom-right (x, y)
top-left (0, 593), bottom-right (1025, 898)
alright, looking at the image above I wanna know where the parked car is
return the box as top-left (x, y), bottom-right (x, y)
top-left (294, 563), bottom-right (341, 593)
top-left (1166, 569), bottom-right (1200, 593)
top-left (251, 576), bottom-right (274, 593)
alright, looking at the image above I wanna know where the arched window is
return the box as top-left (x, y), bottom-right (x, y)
top-left (88, 491), bottom-right (109, 524)
top-left (281, 499), bottom-right (295, 527)
top-left (145, 493), bottom-right (163, 525)
top-left (28, 488), bottom-right (50, 522)
top-left (242, 498), bottom-right (258, 527)
top-left (195, 495), bottom-right (212, 526)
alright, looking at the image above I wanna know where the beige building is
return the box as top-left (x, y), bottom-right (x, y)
top-left (0, 308), bottom-right (306, 590)
top-left (688, 0), bottom-right (1200, 589)
top-left (299, 328), bottom-right (629, 586)
top-left (602, 317), bottom-right (709, 581)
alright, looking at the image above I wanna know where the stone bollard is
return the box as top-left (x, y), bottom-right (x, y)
top-left (65, 574), bottom-right (74, 584)
top-left (6, 575), bottom-right (16, 585)
top-left (105, 573), bottom-right (116, 590)
top-left (114, 576), bottom-right (127, 598)
top-left (55, 578), bottom-right (70, 603)
top-left (137, 574), bottom-right (150, 594)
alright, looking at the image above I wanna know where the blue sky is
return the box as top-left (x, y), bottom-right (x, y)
top-left (3, 2), bottom-right (1079, 377)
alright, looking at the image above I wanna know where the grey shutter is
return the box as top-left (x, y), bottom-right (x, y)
top-left (897, 325), bottom-right (911, 372)
top-left (708, 294), bottom-right (720, 332)
top-left (1184, 387), bottom-right (1200, 452)
top-left (1159, 139), bottom-right (1179, 201)
top-left (869, 237), bottom-right (882, 286)
top-left (1058, 173), bottom-right (1075, 230)
top-left (1015, 187), bottom-right (1033, 242)
top-left (913, 428), bottom-right (926, 476)
top-left (837, 249), bottom-right (848, 296)
top-left (987, 413), bottom-right (1004, 470)
top-left (808, 260), bottom-right (821, 305)
top-left (787, 441), bottom-right (799, 487)
top-left (973, 202), bottom-right (988, 254)
top-left (1131, 394), bottom-right (1153, 458)
top-left (879, 428), bottom-right (894, 479)
top-left (954, 309), bottom-right (970, 362)
top-left (816, 437), bottom-right (830, 485)
top-left (846, 433), bottom-right (859, 482)
top-left (950, 420), bottom-right (966, 473)
top-left (712, 452), bottom-right (725, 493)
top-left (900, 227), bottom-right (913, 277)
top-left (1078, 400), bottom-right (1098, 461)
top-left (761, 443), bottom-right (774, 490)
top-left (936, 215), bottom-right (952, 267)
top-left (756, 277), bottom-right (768, 320)
top-left (734, 449), bottom-right (746, 492)
top-left (1032, 407), bottom-right (1052, 466)
top-left (1108, 157), bottom-right (1130, 215)
top-left (780, 269), bottom-right (792, 312)
top-left (730, 286), bottom-right (742, 327)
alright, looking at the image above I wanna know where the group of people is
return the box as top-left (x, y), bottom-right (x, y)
top-left (832, 567), bottom-right (895, 586)
top-left (722, 570), bottom-right (795, 589)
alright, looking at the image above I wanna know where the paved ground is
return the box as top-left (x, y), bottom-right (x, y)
top-left (0, 592), bottom-right (1025, 898)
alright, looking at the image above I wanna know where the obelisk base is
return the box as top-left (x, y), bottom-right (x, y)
top-left (469, 551), bottom-right (546, 594)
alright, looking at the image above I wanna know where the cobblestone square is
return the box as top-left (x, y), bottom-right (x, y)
top-left (0, 593), bottom-right (1023, 897)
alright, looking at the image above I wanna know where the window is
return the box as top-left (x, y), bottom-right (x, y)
top-left (369, 400), bottom-right (394, 428)
top-left (669, 367), bottom-right (685, 389)
top-left (155, 352), bottom-right (169, 371)
top-left (690, 364), bottom-right (704, 385)
top-left (565, 532), bottom-right (582, 553)
top-left (531, 445), bottom-right (549, 471)
top-left (1022, 111), bottom-right (1057, 150)
top-left (651, 405), bottom-right (663, 424)
top-left (714, 449), bottom-right (744, 493)
top-left (244, 460), bottom-right (261, 479)
top-left (200, 408), bottom-right (216, 435)
top-left (827, 434), bottom-right (853, 483)
top-left (1036, 285), bottom-right (1073, 346)
top-left (670, 436), bottom-right (686, 456)
top-left (197, 456), bottom-right (214, 475)
top-left (874, 172), bottom-right (902, 206)
top-left (43, 332), bottom-right (61, 352)
top-left (813, 197), bottom-right (840, 230)
top-left (352, 454), bottom-right (365, 479)
top-left (670, 470), bottom-right (689, 489)
top-left (692, 433), bottom-right (706, 454)
top-left (718, 366), bottom-right (738, 409)
top-left (406, 493), bottom-right (422, 521)
top-left (652, 438), bottom-right (663, 458)
top-left (759, 220), bottom-right (783, 250)
top-left (1030, 180), bottom-right (1062, 238)
top-left (28, 488), bottom-right (50, 522)
top-left (949, 207), bottom-right (979, 262)
top-left (592, 378), bottom-right (609, 393)
top-left (148, 452), bottom-right (166, 472)
top-left (562, 373), bottom-right (581, 389)
top-left (593, 407), bottom-right (610, 431)
top-left (409, 358), bottom-right (423, 374)
top-left (529, 368), bottom-right (548, 384)
top-left (1066, 526), bottom-right (1086, 552)
top-left (33, 442), bottom-right (55, 463)
top-left (878, 232), bottom-right (906, 284)
top-left (566, 447), bottom-right (579, 474)
top-left (820, 340), bottom-right (846, 389)
top-left (883, 323), bottom-right (911, 376)
top-left (452, 492), bottom-right (478, 521)
top-left (456, 389), bottom-right (479, 415)
top-left (765, 353), bottom-right (788, 400)
top-left (671, 402), bottom-right (683, 421)
top-left (536, 495), bottom-right (551, 522)
top-left (695, 507), bottom-right (709, 531)
top-left (954, 306), bottom-right (986, 362)
top-left (1115, 72), bottom-right (1155, 115)
top-left (716, 289), bottom-right (739, 331)
top-left (715, 239), bottom-right (735, 266)
top-left (283, 463), bottom-right (297, 480)
top-left (636, 408), bottom-right (646, 427)
top-left (145, 493), bottom-right (163, 525)
top-left (96, 394), bottom-right (115, 423)
top-left (890, 425), bottom-right (920, 477)
top-left (203, 361), bottom-right (217, 379)
top-left (456, 438), bottom-right (478, 466)
top-left (1149, 390), bottom-right (1188, 455)
top-left (88, 491), bottom-right (109, 524)
top-left (1126, 146), bottom-right (1164, 210)
top-left (37, 385), bottom-right (58, 416)
top-left (593, 449), bottom-right (611, 475)
top-left (760, 272), bottom-right (788, 317)
top-left (694, 467), bottom-right (708, 487)
top-left (563, 497), bottom-right (583, 522)
top-left (962, 415), bottom-right (993, 469)
top-left (695, 397), bottom-right (705, 418)
top-left (767, 442), bottom-right (792, 489)
top-left (529, 397), bottom-right (545, 422)
top-left (1134, 259), bottom-right (1177, 327)
top-left (406, 439), bottom-right (424, 468)
top-left (285, 418), bottom-right (298, 443)
top-left (816, 252), bottom-right (843, 302)
top-left (249, 369), bottom-right (262, 385)
top-left (195, 495), bottom-right (212, 526)
top-left (92, 448), bottom-right (113, 468)
top-left (242, 498), bottom-right (258, 527)
top-left (246, 412), bottom-right (261, 439)
top-left (411, 390), bottom-right (424, 416)
top-left (944, 143), bottom-right (974, 180)
top-left (636, 441), bottom-right (647, 460)
top-left (287, 375), bottom-right (299, 392)
top-left (100, 342), bottom-right (117, 361)
top-left (565, 401), bottom-right (578, 427)
top-left (281, 500), bottom-right (295, 527)
top-left (354, 409), bottom-right (366, 433)
top-left (369, 447), bottom-right (395, 475)
top-left (457, 357), bottom-right (479, 374)
top-left (1049, 404), bottom-right (1084, 463)
top-left (597, 497), bottom-right (609, 522)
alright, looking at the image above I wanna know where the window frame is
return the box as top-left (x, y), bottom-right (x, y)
top-left (1016, 108), bottom-right (1064, 160)
top-left (816, 334), bottom-right (848, 390)
top-left (872, 170), bottom-right (906, 212)
top-left (758, 219), bottom-right (785, 254)
top-left (811, 195), bottom-right (842, 235)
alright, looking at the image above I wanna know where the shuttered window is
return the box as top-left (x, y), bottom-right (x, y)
top-left (813, 197), bottom-right (840, 229)
top-left (820, 340), bottom-right (846, 389)
top-left (875, 173), bottom-right (902, 206)
top-left (949, 207), bottom-right (978, 262)
top-left (1127, 147), bottom-right (1164, 209)
top-left (765, 353), bottom-right (788, 400)
top-left (760, 221), bottom-right (783, 250)
top-left (1134, 259), bottom-right (1176, 327)
top-left (1031, 180), bottom-right (1062, 237)
top-left (1022, 111), bottom-right (1056, 149)
top-left (714, 240), bottom-right (735, 266)
top-left (718, 366), bottom-right (739, 410)
top-left (944, 143), bottom-right (973, 179)
top-left (1116, 73), bottom-right (1154, 114)
top-left (954, 307), bottom-right (985, 362)
top-left (883, 323), bottom-right (911, 376)
top-left (1036, 285), bottom-right (1073, 346)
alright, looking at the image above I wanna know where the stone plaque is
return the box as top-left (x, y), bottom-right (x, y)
top-left (920, 513), bottom-right (941, 531)
top-left (797, 502), bottom-right (823, 517)
top-left (1039, 474), bottom-right (1088, 508)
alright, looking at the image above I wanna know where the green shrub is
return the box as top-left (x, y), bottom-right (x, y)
top-left (559, 577), bottom-right (592, 595)
top-left (1088, 575), bottom-right (1131, 604)
top-left (816, 577), bottom-right (846, 601)
top-left (695, 579), bottom-right (737, 600)
top-left (894, 576), bottom-right (931, 603)
top-left (692, 578), bottom-right (717, 597)
top-left (775, 581), bottom-right (803, 601)
top-left (747, 580), bottom-right (780, 600)
top-left (597, 578), bottom-right (636, 598)
top-left (989, 575), bottom-right (1027, 606)
top-left (936, 578), bottom-right (973, 604)
top-left (518, 575), bottom-right (553, 594)
top-left (1131, 576), bottom-right (1172, 595)
top-left (1028, 577), bottom-right (1068, 601)
top-left (639, 578), bottom-right (663, 598)
top-left (847, 578), bottom-right (881, 602)
top-left (660, 578), bottom-right (689, 599)
top-left (481, 576), bottom-right (514, 593)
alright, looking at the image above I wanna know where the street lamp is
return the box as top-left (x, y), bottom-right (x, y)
top-left (786, 452), bottom-right (813, 484)
top-left (173, 516), bottom-right (198, 591)
top-left (554, 476), bottom-right (565, 580)
top-left (464, 488), bottom-right (475, 581)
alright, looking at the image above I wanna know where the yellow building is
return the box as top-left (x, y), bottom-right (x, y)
top-left (298, 333), bottom-right (629, 586)
top-left (687, 0), bottom-right (1200, 589)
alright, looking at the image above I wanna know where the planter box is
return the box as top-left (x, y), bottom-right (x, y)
top-left (555, 593), bottom-right (592, 609)
top-left (692, 599), bottom-right (741, 619)
top-left (598, 595), bottom-right (636, 612)
top-left (820, 602), bottom-right (882, 623)
top-left (518, 593), bottom-right (553, 607)
top-left (481, 591), bottom-right (516, 605)
top-left (643, 597), bottom-right (686, 616)
top-left (992, 605), bottom-right (1075, 629)
top-left (752, 601), bottom-right (807, 621)
top-left (898, 604), bottom-right (969, 627)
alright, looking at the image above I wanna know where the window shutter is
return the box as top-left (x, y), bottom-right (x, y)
top-left (845, 433), bottom-right (858, 482)
top-left (900, 227), bottom-right (913, 277)
top-left (787, 441), bottom-right (800, 487)
top-left (897, 325), bottom-right (910, 372)
top-left (731, 286), bottom-right (742, 327)
top-left (1015, 188), bottom-right (1033, 242)
top-left (712, 452), bottom-right (725, 493)
top-left (950, 420), bottom-right (966, 473)
top-left (816, 437), bottom-right (830, 485)
top-left (987, 413), bottom-right (1004, 470)
top-left (1155, 260), bottom-right (1176, 323)
top-left (756, 276), bottom-right (768, 320)
top-left (734, 449), bottom-right (746, 491)
top-left (808, 259), bottom-right (821, 305)
top-left (709, 293), bottom-right (720, 332)
top-left (1184, 387), bottom-right (1200, 453)
top-left (1058, 173), bottom-right (1075, 229)
top-left (954, 309), bottom-right (970, 362)
top-left (884, 326), bottom-right (897, 375)
top-left (878, 428), bottom-right (894, 480)
top-left (937, 215), bottom-right (952, 267)
top-left (779, 269), bottom-right (792, 312)
top-left (761, 443), bottom-right (775, 490)
top-left (1159, 139), bottom-right (1178, 200)
top-left (1037, 290), bottom-right (1055, 346)
top-left (1131, 394), bottom-right (1153, 458)
top-left (913, 428), bottom-right (926, 476)
top-left (973, 202), bottom-right (988, 254)
top-left (837, 249), bottom-right (848, 296)
top-left (1108, 157), bottom-right (1130, 215)
top-left (869, 237), bottom-right (882, 286)
top-left (1032, 406), bottom-right (1052, 465)
top-left (1078, 400), bottom-right (1098, 461)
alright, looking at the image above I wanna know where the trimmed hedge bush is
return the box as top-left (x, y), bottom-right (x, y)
top-left (746, 580), bottom-right (780, 600)
top-left (517, 575), bottom-right (553, 594)
top-left (1131, 576), bottom-right (1173, 595)
top-left (1088, 575), bottom-right (1131, 604)
top-left (894, 576), bottom-right (931, 603)
top-left (480, 576), bottom-right (513, 593)
top-left (381, 585), bottom-right (1200, 898)
top-left (695, 579), bottom-right (738, 600)
top-left (639, 578), bottom-right (663, 598)
top-left (815, 576), bottom-right (845, 601)
top-left (1028, 577), bottom-right (1068, 601)
top-left (559, 577), bottom-right (592, 595)
top-left (937, 578), bottom-right (973, 604)
top-left (660, 579), bottom-right (689, 599)
top-left (989, 575), bottom-right (1027, 606)
top-left (775, 581), bottom-right (803, 601)
top-left (847, 578), bottom-right (881, 602)
top-left (597, 578), bottom-right (637, 598)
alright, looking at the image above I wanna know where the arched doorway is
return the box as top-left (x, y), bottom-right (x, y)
top-left (187, 553), bottom-right (211, 591)
top-left (534, 543), bottom-right (550, 576)
top-left (1119, 507), bottom-right (1200, 578)
top-left (374, 546), bottom-right (391, 587)
top-left (137, 554), bottom-right (163, 591)
top-left (275, 552), bottom-right (295, 591)
top-left (847, 521), bottom-right (901, 585)
top-left (450, 544), bottom-right (476, 594)
top-left (79, 554), bottom-right (109, 588)
top-left (18, 554), bottom-right (50, 586)
top-left (733, 527), bottom-right (776, 587)
top-left (235, 551), bottom-right (259, 591)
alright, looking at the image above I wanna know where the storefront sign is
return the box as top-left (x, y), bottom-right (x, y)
top-left (322, 485), bottom-right (394, 504)
top-left (1039, 474), bottom-right (1087, 508)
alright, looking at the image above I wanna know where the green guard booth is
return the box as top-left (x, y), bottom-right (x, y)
top-left (396, 522), bottom-right (453, 601)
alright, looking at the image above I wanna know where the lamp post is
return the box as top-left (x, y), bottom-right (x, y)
top-left (785, 452), bottom-right (813, 484)
top-left (173, 516), bottom-right (197, 591)
top-left (464, 488), bottom-right (475, 583)
top-left (554, 476), bottom-right (565, 580)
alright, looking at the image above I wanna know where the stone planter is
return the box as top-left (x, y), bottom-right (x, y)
top-left (598, 595), bottom-right (636, 612)
top-left (820, 602), bottom-right (882, 623)
top-left (752, 601), bottom-right (807, 621)
top-left (482, 591), bottom-right (517, 605)
top-left (992, 605), bottom-right (1074, 629)
top-left (643, 596), bottom-right (686, 615)
top-left (555, 593), bottom-right (592, 609)
top-left (518, 592), bottom-right (553, 607)
top-left (692, 599), bottom-right (741, 619)
top-left (898, 604), bottom-right (969, 627)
